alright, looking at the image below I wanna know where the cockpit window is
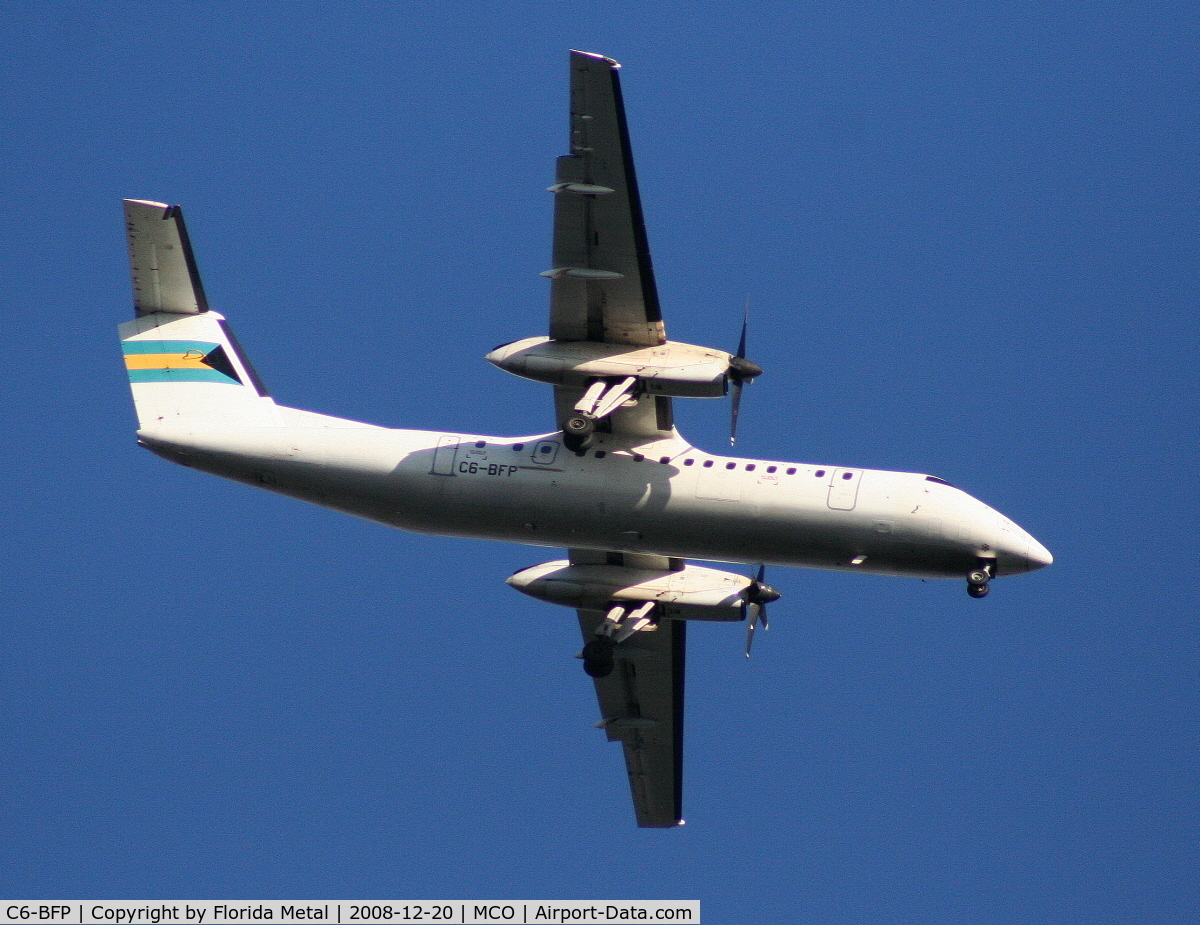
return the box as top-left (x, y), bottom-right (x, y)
top-left (925, 476), bottom-right (953, 486)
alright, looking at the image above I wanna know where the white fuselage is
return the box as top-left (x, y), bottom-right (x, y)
top-left (136, 409), bottom-right (1052, 581)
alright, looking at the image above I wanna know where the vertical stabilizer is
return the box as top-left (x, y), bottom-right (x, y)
top-left (120, 200), bottom-right (280, 430)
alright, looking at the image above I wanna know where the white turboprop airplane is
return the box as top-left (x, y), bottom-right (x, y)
top-left (118, 50), bottom-right (1051, 828)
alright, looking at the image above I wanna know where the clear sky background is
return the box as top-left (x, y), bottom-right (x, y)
top-left (1, 2), bottom-right (1196, 921)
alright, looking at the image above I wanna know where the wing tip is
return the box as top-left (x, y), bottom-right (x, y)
top-left (639, 817), bottom-right (686, 829)
top-left (570, 49), bottom-right (621, 69)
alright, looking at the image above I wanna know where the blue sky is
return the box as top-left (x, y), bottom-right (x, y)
top-left (1, 2), bottom-right (1196, 920)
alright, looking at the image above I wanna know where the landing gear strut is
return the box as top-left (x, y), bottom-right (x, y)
top-left (966, 562), bottom-right (994, 598)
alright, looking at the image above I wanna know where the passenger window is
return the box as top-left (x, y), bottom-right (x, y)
top-left (595, 450), bottom-right (606, 458)
top-left (633, 454), bottom-right (644, 462)
top-left (815, 469), bottom-right (825, 477)
top-left (766, 466), bottom-right (777, 474)
top-left (703, 460), bottom-right (714, 468)
top-left (513, 444), bottom-right (523, 451)
top-left (786, 468), bottom-right (797, 475)
top-left (660, 456), bottom-right (670, 464)
top-left (746, 464), bottom-right (756, 472)
top-left (684, 458), bottom-right (694, 466)
top-left (725, 462), bottom-right (736, 470)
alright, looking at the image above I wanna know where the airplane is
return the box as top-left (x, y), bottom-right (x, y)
top-left (117, 50), bottom-right (1052, 828)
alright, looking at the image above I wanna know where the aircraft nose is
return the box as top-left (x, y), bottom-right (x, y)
top-left (989, 508), bottom-right (1053, 575)
top-left (1025, 536), bottom-right (1054, 571)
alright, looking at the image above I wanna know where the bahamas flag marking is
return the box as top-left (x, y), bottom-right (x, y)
top-left (123, 340), bottom-right (244, 385)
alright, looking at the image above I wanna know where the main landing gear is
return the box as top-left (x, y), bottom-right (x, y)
top-left (579, 600), bottom-right (658, 677)
top-left (563, 376), bottom-right (640, 451)
top-left (966, 562), bottom-right (994, 598)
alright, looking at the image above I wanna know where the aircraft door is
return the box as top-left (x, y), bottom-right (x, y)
top-left (827, 468), bottom-right (862, 511)
top-left (431, 435), bottom-right (459, 475)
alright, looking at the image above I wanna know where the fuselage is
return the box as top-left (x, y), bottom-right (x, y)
top-left (136, 407), bottom-right (1052, 582)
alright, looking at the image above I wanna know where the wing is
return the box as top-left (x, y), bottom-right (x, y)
top-left (571, 549), bottom-right (686, 828)
top-left (548, 51), bottom-right (674, 441)
top-left (547, 51), bottom-right (663, 346)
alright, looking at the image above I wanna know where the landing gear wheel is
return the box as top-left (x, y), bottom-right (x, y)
top-left (967, 582), bottom-right (990, 598)
top-left (582, 637), bottom-right (615, 678)
top-left (967, 568), bottom-right (991, 585)
top-left (563, 415), bottom-right (595, 452)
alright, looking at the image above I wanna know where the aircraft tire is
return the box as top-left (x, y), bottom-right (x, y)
top-left (563, 431), bottom-right (593, 452)
top-left (967, 582), bottom-right (990, 598)
top-left (564, 414), bottom-right (595, 434)
top-left (563, 412), bottom-right (598, 452)
top-left (582, 638), bottom-right (615, 678)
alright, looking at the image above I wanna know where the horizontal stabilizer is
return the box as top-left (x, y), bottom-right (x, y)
top-left (124, 199), bottom-right (209, 315)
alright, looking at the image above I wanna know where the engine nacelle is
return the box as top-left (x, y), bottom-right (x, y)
top-left (485, 336), bottom-right (732, 398)
top-left (506, 559), bottom-right (757, 621)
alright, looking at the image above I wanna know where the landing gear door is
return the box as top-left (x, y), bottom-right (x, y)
top-left (827, 468), bottom-right (862, 511)
top-left (431, 435), bottom-right (459, 475)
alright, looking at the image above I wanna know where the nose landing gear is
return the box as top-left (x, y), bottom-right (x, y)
top-left (966, 562), bottom-right (994, 598)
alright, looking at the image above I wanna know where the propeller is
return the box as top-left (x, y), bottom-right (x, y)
top-left (728, 307), bottom-right (763, 445)
top-left (743, 564), bottom-right (780, 657)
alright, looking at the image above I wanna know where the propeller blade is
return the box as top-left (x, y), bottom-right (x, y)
top-left (753, 564), bottom-right (769, 631)
top-left (730, 308), bottom-right (748, 445)
top-left (743, 565), bottom-right (778, 657)
top-left (728, 307), bottom-right (762, 445)
top-left (730, 379), bottom-right (743, 445)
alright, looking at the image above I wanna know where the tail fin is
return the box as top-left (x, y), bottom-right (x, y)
top-left (119, 200), bottom-right (280, 430)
